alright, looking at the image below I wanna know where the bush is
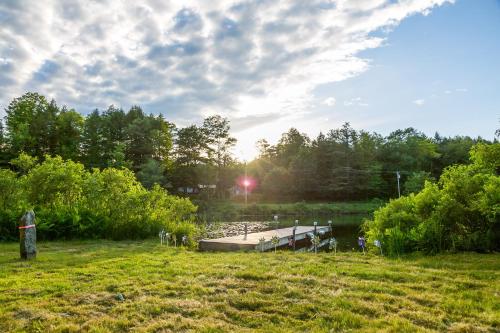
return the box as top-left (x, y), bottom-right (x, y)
top-left (0, 154), bottom-right (198, 241)
top-left (363, 143), bottom-right (500, 255)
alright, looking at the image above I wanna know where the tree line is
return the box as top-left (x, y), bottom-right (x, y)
top-left (0, 92), bottom-right (497, 202)
top-left (251, 124), bottom-right (495, 201)
top-left (0, 92), bottom-right (238, 199)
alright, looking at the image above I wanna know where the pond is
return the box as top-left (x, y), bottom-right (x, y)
top-left (207, 213), bottom-right (370, 251)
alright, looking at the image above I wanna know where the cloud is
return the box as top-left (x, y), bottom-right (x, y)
top-left (455, 88), bottom-right (468, 92)
top-left (344, 97), bottom-right (368, 107)
top-left (323, 97), bottom-right (336, 107)
top-left (413, 99), bottom-right (425, 106)
top-left (230, 113), bottom-right (284, 132)
top-left (0, 0), bottom-right (452, 127)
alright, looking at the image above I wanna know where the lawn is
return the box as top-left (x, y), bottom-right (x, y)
top-left (0, 241), bottom-right (498, 332)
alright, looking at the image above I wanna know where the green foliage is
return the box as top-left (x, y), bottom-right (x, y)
top-left (403, 171), bottom-right (434, 195)
top-left (0, 154), bottom-right (197, 241)
top-left (2, 92), bottom-right (492, 203)
top-left (9, 152), bottom-right (39, 174)
top-left (5, 92), bottom-right (49, 156)
top-left (261, 167), bottom-right (292, 199)
top-left (364, 143), bottom-right (500, 255)
top-left (0, 169), bottom-right (28, 240)
top-left (248, 123), bottom-right (484, 201)
top-left (55, 108), bottom-right (84, 161)
top-left (136, 158), bottom-right (166, 189)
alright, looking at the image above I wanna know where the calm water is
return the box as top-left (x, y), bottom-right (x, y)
top-left (226, 213), bottom-right (369, 251)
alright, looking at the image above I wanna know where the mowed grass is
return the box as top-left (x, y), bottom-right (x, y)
top-left (0, 241), bottom-right (498, 332)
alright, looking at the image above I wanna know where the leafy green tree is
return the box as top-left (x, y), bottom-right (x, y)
top-left (32, 99), bottom-right (59, 157)
top-left (107, 143), bottom-right (132, 169)
top-left (56, 108), bottom-right (84, 160)
top-left (24, 155), bottom-right (86, 207)
top-left (10, 152), bottom-right (39, 175)
top-left (81, 110), bottom-right (104, 168)
top-left (403, 171), bottom-right (435, 195)
top-left (256, 139), bottom-right (274, 159)
top-left (202, 115), bottom-right (237, 198)
top-left (101, 105), bottom-right (127, 163)
top-left (126, 105), bottom-right (145, 123)
top-left (136, 158), bottom-right (166, 189)
top-left (262, 167), bottom-right (292, 200)
top-left (382, 128), bottom-right (440, 172)
top-left (0, 121), bottom-right (4, 148)
top-left (151, 114), bottom-right (174, 165)
top-left (0, 169), bottom-right (28, 240)
top-left (172, 125), bottom-right (208, 188)
top-left (125, 112), bottom-right (173, 170)
top-left (289, 149), bottom-right (318, 199)
top-left (433, 135), bottom-right (477, 176)
top-left (5, 92), bottom-right (50, 157)
top-left (354, 131), bottom-right (385, 198)
top-left (0, 121), bottom-right (11, 167)
top-left (275, 128), bottom-right (310, 167)
top-left (326, 123), bottom-right (358, 199)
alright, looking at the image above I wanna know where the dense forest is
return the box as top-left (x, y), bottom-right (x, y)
top-left (0, 92), bottom-right (497, 202)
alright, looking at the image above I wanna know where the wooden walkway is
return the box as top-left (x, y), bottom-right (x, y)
top-left (198, 226), bottom-right (330, 251)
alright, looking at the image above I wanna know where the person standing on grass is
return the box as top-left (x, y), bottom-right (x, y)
top-left (358, 236), bottom-right (366, 254)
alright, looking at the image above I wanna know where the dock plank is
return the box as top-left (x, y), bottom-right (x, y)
top-left (199, 226), bottom-right (330, 251)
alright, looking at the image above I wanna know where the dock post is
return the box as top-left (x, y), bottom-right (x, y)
top-left (293, 220), bottom-right (298, 251)
top-left (328, 220), bottom-right (332, 238)
top-left (313, 221), bottom-right (318, 253)
top-left (244, 223), bottom-right (248, 240)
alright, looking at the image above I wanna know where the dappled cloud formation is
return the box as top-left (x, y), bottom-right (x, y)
top-left (0, 0), bottom-right (451, 131)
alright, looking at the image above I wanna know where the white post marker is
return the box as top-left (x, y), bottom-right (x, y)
top-left (259, 237), bottom-right (266, 252)
top-left (312, 235), bottom-right (320, 254)
top-left (329, 237), bottom-right (337, 255)
top-left (374, 239), bottom-right (383, 255)
top-left (271, 235), bottom-right (280, 253)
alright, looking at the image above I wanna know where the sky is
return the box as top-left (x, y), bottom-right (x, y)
top-left (0, 0), bottom-right (499, 160)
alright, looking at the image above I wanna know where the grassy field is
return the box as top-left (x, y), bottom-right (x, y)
top-left (0, 241), bottom-right (499, 332)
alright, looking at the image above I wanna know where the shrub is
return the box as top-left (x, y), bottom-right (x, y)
top-left (0, 154), bottom-right (198, 241)
top-left (363, 143), bottom-right (500, 255)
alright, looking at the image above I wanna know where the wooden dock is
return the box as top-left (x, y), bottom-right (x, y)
top-left (198, 226), bottom-right (330, 252)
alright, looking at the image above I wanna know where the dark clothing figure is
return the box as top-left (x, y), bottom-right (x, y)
top-left (358, 236), bottom-right (366, 253)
